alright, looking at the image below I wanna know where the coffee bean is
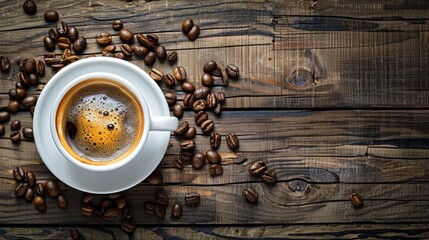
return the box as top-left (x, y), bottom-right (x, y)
top-left (117, 52), bottom-right (126, 59)
top-left (210, 132), bottom-right (221, 149)
top-left (112, 19), bottom-right (123, 31)
top-left (216, 62), bottom-right (229, 85)
top-left (13, 167), bottom-right (25, 182)
top-left (19, 72), bottom-right (30, 88)
top-left (10, 131), bottom-right (21, 144)
top-left (0, 112), bottom-right (11, 123)
top-left (243, 187), bottom-right (258, 204)
top-left (209, 164), bottom-right (223, 176)
top-left (62, 49), bottom-right (71, 61)
top-left (174, 158), bottom-right (184, 170)
top-left (116, 196), bottom-right (127, 210)
top-left (174, 121), bottom-right (189, 135)
top-left (203, 61), bottom-right (217, 73)
top-left (28, 73), bottom-right (39, 86)
top-left (81, 203), bottom-right (94, 217)
top-left (187, 25), bottom-right (200, 41)
top-left (172, 104), bottom-right (184, 118)
top-left (165, 92), bottom-right (177, 105)
top-left (164, 74), bottom-right (175, 87)
top-left (14, 182), bottom-right (28, 197)
top-left (193, 99), bottom-right (206, 112)
top-left (44, 53), bottom-right (56, 65)
top-left (24, 188), bottom-right (34, 202)
top-left (121, 44), bottom-right (132, 56)
top-left (10, 120), bottom-right (21, 131)
top-left (182, 19), bottom-right (194, 34)
top-left (167, 51), bottom-right (177, 63)
top-left (181, 82), bottom-right (195, 93)
top-left (350, 192), bottom-right (363, 208)
top-left (183, 93), bottom-right (195, 107)
top-left (206, 93), bottom-right (217, 109)
top-left (146, 170), bottom-right (163, 185)
top-left (57, 194), bottom-right (68, 209)
top-left (215, 92), bottom-right (226, 103)
top-left (249, 160), bottom-right (266, 175)
top-left (144, 202), bottom-right (156, 215)
top-left (146, 34), bottom-right (159, 45)
top-left (34, 196), bottom-right (47, 212)
top-left (0, 56), bottom-right (10, 72)
top-left (100, 199), bottom-right (112, 213)
top-left (181, 140), bottom-right (195, 150)
top-left (56, 180), bottom-right (67, 191)
top-left (122, 205), bottom-right (133, 219)
top-left (226, 132), bottom-right (239, 149)
top-left (149, 68), bottom-right (164, 81)
top-left (26, 171), bottom-right (36, 187)
top-left (261, 170), bottom-right (277, 184)
top-left (184, 126), bottom-right (196, 139)
top-left (22, 96), bottom-right (37, 107)
top-left (23, 0), bottom-right (37, 15)
top-left (191, 152), bottom-right (206, 169)
top-left (81, 194), bottom-right (93, 204)
top-left (201, 73), bottom-right (214, 87)
top-left (70, 228), bottom-right (80, 240)
top-left (226, 64), bottom-right (239, 78)
top-left (35, 183), bottom-right (45, 197)
top-left (21, 58), bottom-right (36, 74)
top-left (194, 111), bottom-right (208, 126)
top-left (0, 124), bottom-right (4, 136)
top-left (96, 32), bottom-right (112, 45)
top-left (155, 204), bottom-right (166, 218)
top-left (104, 208), bottom-right (120, 219)
top-left (119, 29), bottom-right (134, 43)
top-left (132, 46), bottom-right (149, 56)
top-left (44, 10), bottom-right (58, 22)
top-left (16, 82), bottom-right (27, 90)
top-left (50, 59), bottom-right (66, 70)
top-left (170, 203), bottom-right (183, 221)
top-left (173, 66), bottom-right (187, 81)
top-left (106, 192), bottom-right (122, 200)
top-left (194, 86), bottom-right (211, 100)
top-left (201, 119), bottom-right (214, 134)
top-left (67, 27), bottom-right (79, 42)
top-left (57, 37), bottom-right (70, 49)
top-left (156, 45), bottom-right (166, 59)
top-left (48, 28), bottom-right (59, 41)
top-left (185, 192), bottom-right (200, 206)
top-left (73, 37), bottom-right (87, 53)
top-left (45, 180), bottom-right (60, 198)
top-left (215, 103), bottom-right (223, 114)
top-left (155, 192), bottom-right (169, 206)
top-left (179, 150), bottom-right (193, 161)
top-left (206, 150), bottom-right (221, 164)
top-left (102, 45), bottom-right (116, 56)
top-left (36, 60), bottom-right (45, 76)
top-left (121, 219), bottom-right (136, 233)
top-left (144, 51), bottom-right (156, 66)
top-left (136, 34), bottom-right (154, 49)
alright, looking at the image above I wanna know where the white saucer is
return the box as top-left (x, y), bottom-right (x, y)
top-left (34, 58), bottom-right (171, 194)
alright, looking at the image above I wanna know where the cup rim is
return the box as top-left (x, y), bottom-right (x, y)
top-left (50, 72), bottom-right (150, 172)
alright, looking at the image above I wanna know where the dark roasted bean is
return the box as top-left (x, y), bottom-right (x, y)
top-left (45, 180), bottom-right (60, 198)
top-left (19, 72), bottom-right (30, 88)
top-left (121, 44), bottom-right (132, 56)
top-left (350, 192), bottom-right (364, 208)
top-left (36, 60), bottom-right (45, 76)
top-left (95, 32), bottom-right (112, 45)
top-left (187, 25), bottom-right (200, 41)
top-left (193, 86), bottom-right (211, 100)
top-left (26, 171), bottom-right (36, 187)
top-left (73, 37), bottom-right (87, 53)
top-left (0, 112), bottom-right (11, 123)
top-left (117, 52), bottom-right (126, 59)
top-left (56, 21), bottom-right (68, 36)
top-left (44, 53), bottom-right (56, 65)
top-left (155, 204), bottom-right (166, 218)
top-left (201, 73), bottom-right (214, 87)
top-left (184, 192), bottom-right (200, 206)
top-left (146, 34), bottom-right (159, 45)
top-left (13, 167), bottom-right (25, 182)
top-left (70, 228), bottom-right (80, 240)
top-left (0, 56), bottom-right (10, 72)
top-left (22, 96), bottom-right (38, 107)
top-left (164, 74), bottom-right (175, 87)
top-left (210, 132), bottom-right (221, 149)
top-left (21, 58), bottom-right (36, 74)
top-left (57, 37), bottom-right (70, 49)
top-left (206, 150), bottom-right (221, 164)
top-left (57, 194), bottom-right (68, 209)
top-left (201, 119), bottom-right (214, 134)
top-left (206, 93), bottom-right (217, 109)
top-left (10, 131), bottom-right (21, 144)
top-left (193, 99), bottom-right (206, 112)
top-left (34, 196), bottom-right (47, 212)
top-left (191, 152), bottom-right (206, 169)
top-left (48, 29), bottom-right (59, 41)
top-left (28, 73), bottom-right (39, 86)
top-left (181, 82), bottom-right (195, 93)
top-left (179, 150), bottom-right (193, 161)
top-left (215, 92), bottom-right (226, 103)
top-left (112, 19), bottom-right (123, 31)
top-left (137, 34), bottom-right (154, 49)
top-left (56, 180), bottom-right (67, 191)
top-left (249, 160), bottom-right (266, 175)
top-left (203, 61), bottom-right (217, 73)
top-left (182, 19), bottom-right (194, 34)
top-left (116, 196), bottom-right (127, 210)
top-left (102, 45), bottom-right (116, 56)
top-left (104, 208), bottom-right (120, 219)
top-left (107, 192), bottom-right (122, 200)
top-left (209, 164), bottom-right (223, 176)
top-left (122, 205), bottom-right (133, 219)
top-left (10, 120), bottom-right (21, 131)
top-left (121, 219), bottom-right (136, 233)
top-left (146, 170), bottom-right (163, 185)
top-left (243, 187), bottom-right (258, 204)
top-left (82, 193), bottom-right (93, 203)
top-left (119, 29), bottom-right (134, 43)
top-left (100, 199), bottom-right (111, 213)
top-left (132, 45), bottom-right (149, 56)
top-left (183, 93), bottom-right (195, 107)
top-left (194, 111), bottom-right (208, 126)
top-left (23, 0), bottom-right (37, 15)
top-left (67, 27), bottom-right (79, 42)
top-left (167, 51), bottom-right (177, 63)
top-left (174, 121), bottom-right (189, 135)
top-left (174, 158), bottom-right (184, 170)
top-left (173, 66), bottom-right (187, 81)
top-left (170, 203), bottom-right (183, 221)
top-left (144, 51), bottom-right (156, 66)
top-left (180, 140), bottom-right (195, 150)
top-left (44, 10), bottom-right (58, 22)
top-left (184, 126), bottom-right (196, 139)
top-left (156, 45), bottom-right (166, 59)
top-left (24, 188), bottom-right (34, 202)
top-left (43, 36), bottom-right (56, 51)
top-left (165, 92), bottom-right (177, 105)
top-left (172, 104), bottom-right (184, 118)
top-left (216, 62), bottom-right (229, 85)
top-left (149, 68), bottom-right (164, 81)
top-left (226, 132), bottom-right (239, 149)
top-left (155, 192), bottom-right (169, 206)
top-left (14, 182), bottom-right (28, 197)
top-left (35, 183), bottom-right (45, 197)
top-left (226, 64), bottom-right (239, 78)
top-left (81, 204), bottom-right (94, 217)
top-left (261, 170), bottom-right (277, 184)
top-left (143, 202), bottom-right (156, 215)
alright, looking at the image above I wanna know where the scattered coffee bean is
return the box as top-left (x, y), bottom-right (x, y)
top-left (16, 88), bottom-right (28, 100)
top-left (22, 96), bottom-right (38, 107)
top-left (179, 150), bottom-right (193, 161)
top-left (112, 19), bottom-right (123, 31)
top-left (181, 82), bottom-right (195, 93)
top-left (201, 73), bottom-right (214, 87)
top-left (57, 194), bottom-right (68, 209)
top-left (181, 140), bottom-right (195, 150)
top-left (45, 180), bottom-right (60, 198)
top-left (206, 150), bottom-right (221, 164)
top-left (28, 73), bottom-right (39, 86)
top-left (143, 202), bottom-right (156, 215)
top-left (194, 111), bottom-right (208, 126)
top-left (24, 188), bottom-right (34, 202)
top-left (119, 29), bottom-right (134, 43)
top-left (26, 171), bottom-right (36, 187)
top-left (146, 170), bottom-right (163, 185)
top-left (215, 92), bottom-right (226, 103)
top-left (133, 45), bottom-right (149, 56)
top-left (0, 112), bottom-right (11, 123)
top-left (203, 61), bottom-right (217, 73)
top-left (156, 45), bottom-right (167, 59)
top-left (155, 204), bottom-right (166, 218)
top-left (22, 127), bottom-right (34, 140)
top-left (216, 62), bottom-right (229, 85)
top-left (34, 196), bottom-right (47, 212)
top-left (194, 86), bottom-right (211, 100)
top-left (116, 52), bottom-right (125, 59)
top-left (23, 0), bottom-right (37, 15)
top-left (104, 208), bottom-right (120, 219)
top-left (201, 119), bottom-right (214, 134)
top-left (174, 121), bottom-right (189, 135)
top-left (21, 58), bottom-right (36, 74)
top-left (187, 25), bottom-right (200, 41)
top-left (209, 164), bottom-right (223, 176)
top-left (184, 126), bottom-right (196, 139)
top-left (10, 120), bottom-right (21, 131)
top-left (172, 104), bottom-right (184, 118)
top-left (67, 27), bottom-right (79, 42)
top-left (70, 228), bottom-right (80, 240)
top-left (44, 53), bottom-right (56, 65)
top-left (173, 66), bottom-right (187, 81)
top-left (35, 183), bottom-right (45, 197)
top-left (13, 167), bottom-right (26, 182)
top-left (107, 193), bottom-right (122, 200)
top-left (243, 187), bottom-right (258, 204)
top-left (116, 196), bottom-right (127, 210)
top-left (191, 152), bottom-right (206, 169)
top-left (226, 132), bottom-right (239, 149)
top-left (155, 192), bottom-right (169, 206)
top-left (193, 99), bottom-right (206, 112)
top-left (36, 60), bottom-right (45, 76)
top-left (170, 203), bottom-right (183, 221)
top-left (144, 51), bottom-right (156, 66)
top-left (100, 199), bottom-right (111, 213)
top-left (95, 32), bottom-right (112, 45)
top-left (165, 92), bottom-right (177, 105)
top-left (121, 219), bottom-right (136, 234)
top-left (164, 74), bottom-right (176, 87)
top-left (19, 72), bottom-right (30, 88)
top-left (149, 68), bottom-right (164, 81)
top-left (57, 37), bottom-right (71, 49)
top-left (185, 192), bottom-right (200, 206)
top-left (73, 37), bottom-right (87, 53)
top-left (350, 192), bottom-right (363, 208)
top-left (137, 34), bottom-right (154, 49)
top-left (226, 64), bottom-right (239, 78)
top-left (146, 33), bottom-right (159, 44)
top-left (44, 10), bottom-right (58, 22)
top-left (174, 158), bottom-right (184, 170)
top-left (122, 205), bottom-right (133, 219)
top-left (183, 93), bottom-right (195, 107)
top-left (102, 45), bottom-right (116, 56)
top-left (56, 180), bottom-right (67, 191)
top-left (249, 161), bottom-right (266, 175)
top-left (14, 182), bottom-right (28, 197)
top-left (81, 203), bottom-right (94, 217)
top-left (48, 28), bottom-right (59, 41)
top-left (182, 19), bottom-right (194, 34)
top-left (10, 131), bottom-right (21, 144)
top-left (0, 124), bottom-right (4, 136)
top-left (0, 56), bottom-right (10, 72)
top-left (261, 170), bottom-right (277, 184)
top-left (167, 51), bottom-right (177, 63)
top-left (121, 44), bottom-right (132, 56)
top-left (210, 132), bottom-right (221, 149)
top-left (82, 193), bottom-right (93, 203)
top-left (206, 93), bottom-right (217, 109)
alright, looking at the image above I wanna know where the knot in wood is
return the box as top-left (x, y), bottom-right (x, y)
top-left (288, 179), bottom-right (308, 192)
top-left (285, 68), bottom-right (314, 90)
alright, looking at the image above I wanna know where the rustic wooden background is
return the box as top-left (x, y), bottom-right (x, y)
top-left (1, 0), bottom-right (429, 239)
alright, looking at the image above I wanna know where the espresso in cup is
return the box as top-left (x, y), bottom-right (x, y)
top-left (55, 78), bottom-right (144, 165)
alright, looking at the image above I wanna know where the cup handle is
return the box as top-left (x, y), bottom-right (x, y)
top-left (150, 116), bottom-right (178, 131)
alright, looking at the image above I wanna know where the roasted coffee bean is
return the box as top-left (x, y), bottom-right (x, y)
top-left (122, 205), bottom-right (133, 219)
top-left (193, 99), bottom-right (206, 112)
top-left (243, 187), bottom-right (258, 204)
top-left (63, 48), bottom-right (72, 61)
top-left (28, 73), bottom-right (39, 86)
top-left (66, 55), bottom-right (79, 63)
top-left (36, 60), bottom-right (45, 76)
top-left (104, 208), bottom-right (120, 219)
top-left (201, 73), bottom-right (214, 86)
top-left (179, 150), bottom-right (193, 161)
top-left (174, 158), bottom-right (184, 170)
top-left (215, 92), bottom-right (226, 103)
top-left (149, 68), bottom-right (164, 81)
top-left (50, 59), bottom-right (66, 70)
top-left (181, 82), bottom-right (195, 93)
top-left (156, 45), bottom-right (166, 59)
top-left (23, 0), bottom-right (37, 15)
top-left (16, 81), bottom-right (27, 90)
top-left (13, 167), bottom-right (25, 182)
top-left (57, 37), bottom-right (71, 49)
top-left (191, 152), bottom-right (206, 169)
top-left (201, 119), bottom-right (214, 134)
top-left (121, 44), bottom-right (132, 56)
top-left (81, 204), bottom-right (94, 217)
top-left (21, 58), bottom-right (36, 73)
top-left (181, 19), bottom-right (194, 34)
top-left (167, 51), bottom-right (177, 63)
top-left (183, 93), bottom-right (195, 107)
top-left (102, 45), bottom-right (116, 56)
top-left (181, 140), bottom-right (195, 150)
top-left (154, 204), bottom-right (166, 218)
top-left (14, 182), bottom-right (28, 197)
top-left (0, 112), bottom-right (11, 123)
top-left (57, 194), bottom-right (68, 209)
top-left (0, 124), bottom-right (4, 136)
top-left (112, 19), bottom-right (123, 30)
top-left (96, 32), bottom-right (112, 45)
top-left (48, 28), bottom-right (59, 41)
top-left (203, 61), bottom-right (217, 73)
top-left (170, 203), bottom-right (183, 221)
top-left (144, 202), bottom-right (156, 215)
top-left (26, 171), bottom-right (36, 187)
top-left (0, 56), bottom-right (10, 72)
top-left (206, 93), bottom-right (217, 109)
top-left (173, 66), bottom-right (187, 81)
top-left (209, 164), bottom-right (223, 176)
top-left (73, 37), bottom-right (87, 53)
top-left (44, 53), bottom-right (56, 65)
top-left (194, 86), bottom-right (211, 100)
top-left (144, 51), bottom-right (156, 66)
top-left (184, 126), bottom-right (196, 139)
top-left (67, 27), bottom-right (79, 42)
top-left (19, 72), bottom-right (30, 87)
top-left (100, 199), bottom-right (111, 213)
top-left (206, 150), bottom-right (221, 164)
top-left (34, 196), bottom-right (47, 212)
top-left (70, 228), bottom-right (79, 240)
top-left (132, 46), bottom-right (149, 56)
top-left (261, 170), bottom-right (277, 184)
top-left (249, 161), bottom-right (266, 175)
top-left (10, 120), bottom-right (21, 131)
top-left (22, 96), bottom-right (38, 107)
top-left (350, 192), bottom-right (363, 208)
top-left (185, 192), bottom-right (200, 206)
top-left (194, 111), bottom-right (208, 126)
top-left (146, 34), bottom-right (159, 45)
top-left (210, 132), bottom-right (221, 149)
top-left (45, 180), bottom-right (60, 198)
top-left (44, 10), bottom-right (58, 22)
top-left (35, 183), bottom-right (45, 197)
top-left (216, 62), bottom-right (229, 85)
top-left (107, 192), bottom-right (122, 200)
top-left (81, 193), bottom-right (93, 203)
top-left (24, 188), bottom-right (34, 202)
top-left (57, 21), bottom-right (68, 36)
top-left (226, 64), bottom-right (239, 78)
top-left (226, 132), bottom-right (239, 149)
top-left (165, 92), bottom-right (177, 105)
top-left (66, 122), bottom-right (77, 139)
top-left (146, 170), bottom-right (163, 185)
top-left (56, 180), bottom-right (67, 191)
top-left (174, 121), bottom-right (189, 135)
top-left (116, 196), bottom-right (127, 210)
top-left (10, 131), bottom-right (21, 144)
top-left (136, 34), bottom-right (154, 49)
top-left (121, 219), bottom-right (136, 233)
top-left (187, 25), bottom-right (200, 41)
top-left (164, 74), bottom-right (175, 87)
top-left (172, 104), bottom-right (184, 118)
top-left (155, 192), bottom-right (169, 206)
top-left (119, 29), bottom-right (134, 43)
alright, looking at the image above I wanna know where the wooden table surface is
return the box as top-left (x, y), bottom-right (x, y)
top-left (1, 0), bottom-right (429, 239)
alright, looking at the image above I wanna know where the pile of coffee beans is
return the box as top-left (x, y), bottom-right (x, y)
top-left (249, 160), bottom-right (277, 185)
top-left (181, 19), bottom-right (200, 41)
top-left (12, 167), bottom-right (68, 211)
